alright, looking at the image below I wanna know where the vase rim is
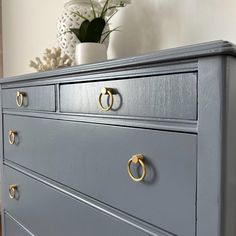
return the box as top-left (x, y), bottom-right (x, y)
top-left (76, 42), bottom-right (107, 49)
top-left (77, 42), bottom-right (106, 46)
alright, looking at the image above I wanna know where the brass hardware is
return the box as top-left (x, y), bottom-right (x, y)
top-left (98, 87), bottom-right (114, 111)
top-left (16, 91), bottom-right (25, 107)
top-left (9, 185), bottom-right (17, 199)
top-left (8, 130), bottom-right (17, 145)
top-left (127, 154), bottom-right (146, 182)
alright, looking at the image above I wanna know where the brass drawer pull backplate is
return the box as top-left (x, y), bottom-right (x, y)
top-left (8, 130), bottom-right (17, 145)
top-left (9, 185), bottom-right (18, 199)
top-left (16, 91), bottom-right (26, 107)
top-left (98, 87), bottom-right (113, 112)
top-left (127, 154), bottom-right (146, 182)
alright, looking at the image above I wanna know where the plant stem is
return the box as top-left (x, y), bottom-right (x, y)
top-left (102, 5), bottom-right (122, 17)
top-left (90, 0), bottom-right (97, 18)
top-left (105, 9), bottom-right (119, 24)
top-left (100, 0), bottom-right (110, 18)
top-left (71, 11), bottom-right (89, 21)
top-left (57, 30), bottom-right (73, 38)
top-left (101, 27), bottom-right (120, 43)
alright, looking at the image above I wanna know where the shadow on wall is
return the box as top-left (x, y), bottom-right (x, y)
top-left (108, 0), bottom-right (186, 59)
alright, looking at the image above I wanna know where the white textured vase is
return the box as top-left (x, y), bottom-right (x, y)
top-left (75, 43), bottom-right (107, 65)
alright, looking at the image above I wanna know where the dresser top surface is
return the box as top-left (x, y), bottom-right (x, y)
top-left (1, 40), bottom-right (236, 84)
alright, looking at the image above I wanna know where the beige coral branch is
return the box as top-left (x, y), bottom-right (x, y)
top-left (29, 47), bottom-right (73, 72)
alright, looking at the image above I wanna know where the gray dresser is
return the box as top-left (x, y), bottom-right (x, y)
top-left (0, 41), bottom-right (236, 236)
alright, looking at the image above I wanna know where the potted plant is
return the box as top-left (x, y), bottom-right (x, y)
top-left (68, 0), bottom-right (131, 64)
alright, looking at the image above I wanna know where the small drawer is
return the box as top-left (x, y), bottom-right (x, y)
top-left (60, 73), bottom-right (197, 120)
top-left (4, 166), bottom-right (149, 236)
top-left (4, 115), bottom-right (197, 236)
top-left (2, 85), bottom-right (55, 111)
top-left (5, 214), bottom-right (32, 236)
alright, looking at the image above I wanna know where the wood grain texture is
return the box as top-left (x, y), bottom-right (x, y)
top-left (60, 73), bottom-right (197, 120)
top-left (2, 85), bottom-right (55, 111)
top-left (3, 115), bottom-right (197, 236)
top-left (3, 166), bottom-right (149, 236)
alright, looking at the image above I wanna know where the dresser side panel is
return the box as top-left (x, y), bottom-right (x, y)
top-left (222, 56), bottom-right (236, 236)
top-left (197, 56), bottom-right (226, 236)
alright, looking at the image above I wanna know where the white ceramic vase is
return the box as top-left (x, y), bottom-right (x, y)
top-left (75, 43), bottom-right (107, 65)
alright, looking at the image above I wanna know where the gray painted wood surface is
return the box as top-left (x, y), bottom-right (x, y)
top-left (0, 40), bottom-right (235, 84)
top-left (197, 56), bottom-right (225, 236)
top-left (222, 56), bottom-right (236, 235)
top-left (5, 213), bottom-right (33, 236)
top-left (2, 85), bottom-right (55, 111)
top-left (1, 41), bottom-right (236, 236)
top-left (60, 73), bottom-right (197, 120)
top-left (3, 166), bottom-right (149, 236)
top-left (3, 114), bottom-right (197, 236)
top-left (0, 61), bottom-right (198, 89)
top-left (4, 161), bottom-right (175, 236)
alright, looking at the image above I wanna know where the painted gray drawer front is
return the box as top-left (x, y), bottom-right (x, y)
top-left (5, 214), bottom-right (32, 236)
top-left (3, 166), bottom-right (148, 236)
top-left (60, 73), bottom-right (197, 120)
top-left (2, 86), bottom-right (55, 111)
top-left (4, 115), bottom-right (197, 236)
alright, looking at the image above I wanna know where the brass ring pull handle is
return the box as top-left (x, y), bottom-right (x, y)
top-left (98, 88), bottom-right (114, 112)
top-left (16, 91), bottom-right (25, 107)
top-left (127, 154), bottom-right (146, 182)
top-left (9, 185), bottom-right (18, 199)
top-left (8, 130), bottom-right (17, 145)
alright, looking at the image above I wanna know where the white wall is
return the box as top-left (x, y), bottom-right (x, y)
top-left (3, 0), bottom-right (236, 77)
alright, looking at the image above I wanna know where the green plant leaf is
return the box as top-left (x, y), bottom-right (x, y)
top-left (78, 20), bottom-right (90, 42)
top-left (70, 20), bottom-right (90, 42)
top-left (70, 18), bottom-right (106, 43)
top-left (69, 28), bottom-right (81, 39)
top-left (86, 17), bottom-right (106, 43)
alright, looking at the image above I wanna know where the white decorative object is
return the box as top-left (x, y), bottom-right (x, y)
top-left (76, 43), bottom-right (107, 65)
top-left (29, 47), bottom-right (73, 72)
top-left (57, 0), bottom-right (106, 64)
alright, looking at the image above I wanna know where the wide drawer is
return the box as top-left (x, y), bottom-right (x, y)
top-left (2, 85), bottom-right (55, 111)
top-left (5, 213), bottom-right (32, 236)
top-left (3, 166), bottom-right (148, 236)
top-left (60, 73), bottom-right (197, 120)
top-left (4, 115), bottom-right (197, 236)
